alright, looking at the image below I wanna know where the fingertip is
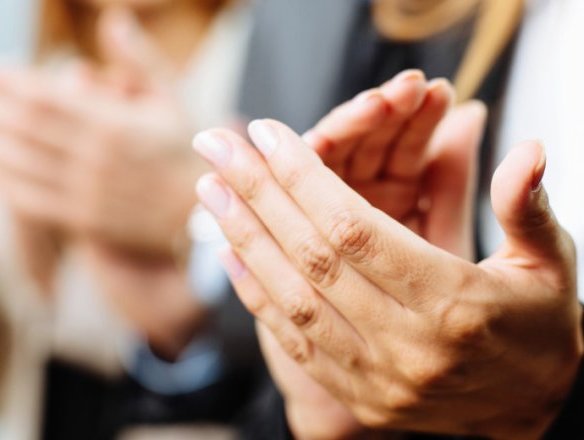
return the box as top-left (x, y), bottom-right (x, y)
top-left (428, 78), bottom-right (456, 106)
top-left (380, 69), bottom-right (427, 113)
top-left (396, 69), bottom-right (426, 82)
top-left (491, 140), bottom-right (548, 221)
top-left (386, 69), bottom-right (426, 88)
top-left (194, 172), bottom-right (219, 197)
top-left (195, 172), bottom-right (231, 218)
top-left (351, 92), bottom-right (388, 125)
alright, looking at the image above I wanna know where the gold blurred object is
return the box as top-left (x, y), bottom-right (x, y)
top-left (373, 0), bottom-right (525, 102)
top-left (372, 0), bottom-right (481, 41)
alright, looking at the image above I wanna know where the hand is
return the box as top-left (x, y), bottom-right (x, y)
top-left (0, 8), bottom-right (202, 256)
top-left (305, 71), bottom-right (485, 259)
top-left (80, 240), bottom-right (206, 360)
top-left (223, 78), bottom-right (485, 438)
top-left (193, 119), bottom-right (582, 439)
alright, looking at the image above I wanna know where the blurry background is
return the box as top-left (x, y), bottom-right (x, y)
top-left (0, 0), bottom-right (36, 64)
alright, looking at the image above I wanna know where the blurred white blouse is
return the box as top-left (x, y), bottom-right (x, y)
top-left (481, 0), bottom-right (584, 297)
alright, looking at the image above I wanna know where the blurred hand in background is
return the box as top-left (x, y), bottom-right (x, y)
top-left (0, 7), bottom-right (207, 354)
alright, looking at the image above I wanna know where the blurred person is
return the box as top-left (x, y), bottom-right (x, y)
top-left (0, 0), bottom-right (260, 438)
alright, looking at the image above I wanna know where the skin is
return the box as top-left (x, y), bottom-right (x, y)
top-left (195, 71), bottom-right (478, 438)
top-left (0, 8), bottom-right (207, 356)
top-left (192, 80), bottom-right (583, 438)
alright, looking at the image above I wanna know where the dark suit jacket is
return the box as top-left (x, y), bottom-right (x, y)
top-left (42, 287), bottom-right (265, 440)
top-left (237, 0), bottom-right (584, 438)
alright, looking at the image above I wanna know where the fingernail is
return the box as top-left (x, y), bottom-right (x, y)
top-left (429, 78), bottom-right (456, 104)
top-left (248, 120), bottom-right (279, 157)
top-left (354, 89), bottom-right (378, 103)
top-left (196, 175), bottom-right (231, 218)
top-left (383, 69), bottom-right (426, 102)
top-left (219, 247), bottom-right (247, 280)
top-left (531, 143), bottom-right (547, 191)
top-left (193, 132), bottom-right (232, 167)
top-left (394, 69), bottom-right (425, 83)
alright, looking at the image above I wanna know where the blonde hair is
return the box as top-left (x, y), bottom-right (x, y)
top-left (35, 0), bottom-right (231, 62)
top-left (373, 0), bottom-right (525, 101)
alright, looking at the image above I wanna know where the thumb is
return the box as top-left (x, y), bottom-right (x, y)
top-left (424, 100), bottom-right (486, 260)
top-left (491, 140), bottom-right (569, 264)
top-left (97, 7), bottom-right (171, 87)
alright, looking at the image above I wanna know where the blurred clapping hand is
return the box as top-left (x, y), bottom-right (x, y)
top-left (0, 8), bottom-right (206, 357)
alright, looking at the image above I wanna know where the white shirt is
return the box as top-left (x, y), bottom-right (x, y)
top-left (480, 0), bottom-right (584, 298)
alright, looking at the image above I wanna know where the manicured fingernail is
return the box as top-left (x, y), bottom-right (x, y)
top-left (219, 247), bottom-right (247, 280)
top-left (248, 120), bottom-right (279, 157)
top-left (193, 132), bottom-right (232, 167)
top-left (196, 175), bottom-right (231, 218)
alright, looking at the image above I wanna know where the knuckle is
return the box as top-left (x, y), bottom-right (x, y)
top-left (435, 298), bottom-right (490, 349)
top-left (279, 334), bottom-right (311, 364)
top-left (278, 165), bottom-right (305, 193)
top-left (405, 354), bottom-right (466, 392)
top-left (339, 348), bottom-right (362, 371)
top-left (295, 236), bottom-right (341, 286)
top-left (242, 290), bottom-right (270, 317)
top-left (383, 386), bottom-right (422, 416)
top-left (450, 314), bottom-right (488, 348)
top-left (281, 293), bottom-right (319, 328)
top-left (328, 210), bottom-right (377, 261)
top-left (228, 223), bottom-right (258, 252)
top-left (238, 166), bottom-right (266, 202)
